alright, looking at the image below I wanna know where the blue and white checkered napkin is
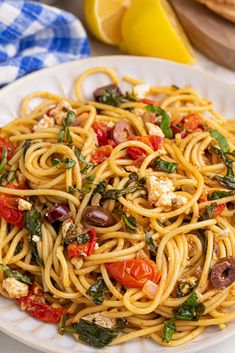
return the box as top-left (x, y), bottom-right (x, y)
top-left (0, 0), bottom-right (90, 87)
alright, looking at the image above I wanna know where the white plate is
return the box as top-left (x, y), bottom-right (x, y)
top-left (0, 56), bottom-right (235, 353)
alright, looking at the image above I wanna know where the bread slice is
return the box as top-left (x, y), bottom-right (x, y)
top-left (194, 0), bottom-right (235, 23)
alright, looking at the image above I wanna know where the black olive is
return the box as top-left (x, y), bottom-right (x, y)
top-left (93, 84), bottom-right (122, 101)
top-left (111, 120), bottom-right (135, 144)
top-left (83, 206), bottom-right (115, 227)
top-left (211, 256), bottom-right (235, 288)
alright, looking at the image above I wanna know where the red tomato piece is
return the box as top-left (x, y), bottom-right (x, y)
top-left (0, 184), bottom-right (25, 228)
top-left (107, 139), bottom-right (117, 148)
top-left (141, 98), bottom-right (160, 106)
top-left (17, 297), bottom-right (66, 323)
top-left (0, 137), bottom-right (15, 160)
top-left (127, 135), bottom-right (163, 164)
top-left (67, 229), bottom-right (97, 259)
top-left (91, 145), bottom-right (113, 165)
top-left (105, 259), bottom-right (161, 289)
top-left (214, 204), bottom-right (225, 217)
top-left (93, 121), bottom-right (112, 146)
top-left (181, 114), bottom-right (205, 132)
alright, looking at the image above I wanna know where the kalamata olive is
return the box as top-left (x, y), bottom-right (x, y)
top-left (93, 84), bottom-right (122, 101)
top-left (111, 120), bottom-right (135, 144)
top-left (83, 206), bottom-right (115, 227)
top-left (211, 256), bottom-right (235, 288)
top-left (45, 204), bottom-right (70, 223)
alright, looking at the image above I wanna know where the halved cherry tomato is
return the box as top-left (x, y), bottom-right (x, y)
top-left (17, 287), bottom-right (66, 323)
top-left (127, 135), bottom-right (163, 166)
top-left (105, 259), bottom-right (161, 288)
top-left (0, 137), bottom-right (14, 160)
top-left (92, 121), bottom-right (110, 146)
top-left (0, 184), bottom-right (25, 228)
top-left (181, 114), bottom-right (205, 132)
top-left (141, 98), bottom-right (160, 106)
top-left (214, 204), bottom-right (225, 217)
top-left (67, 229), bottom-right (96, 259)
top-left (91, 145), bottom-right (113, 165)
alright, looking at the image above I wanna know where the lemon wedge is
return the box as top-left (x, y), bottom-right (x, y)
top-left (83, 0), bottom-right (132, 45)
top-left (120, 0), bottom-right (195, 64)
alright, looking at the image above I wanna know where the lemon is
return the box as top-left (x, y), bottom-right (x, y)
top-left (119, 0), bottom-right (195, 64)
top-left (83, 0), bottom-right (132, 45)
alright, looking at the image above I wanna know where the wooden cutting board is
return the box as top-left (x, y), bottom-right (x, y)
top-left (169, 0), bottom-right (235, 71)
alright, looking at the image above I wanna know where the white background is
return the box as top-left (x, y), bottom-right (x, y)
top-left (1, 1), bottom-right (235, 352)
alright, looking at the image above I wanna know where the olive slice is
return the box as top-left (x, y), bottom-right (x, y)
top-left (93, 84), bottom-right (122, 101)
top-left (83, 206), bottom-right (115, 227)
top-left (211, 256), bottom-right (235, 288)
top-left (112, 120), bottom-right (135, 144)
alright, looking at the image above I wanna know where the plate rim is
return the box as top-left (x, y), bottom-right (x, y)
top-left (0, 55), bottom-right (235, 353)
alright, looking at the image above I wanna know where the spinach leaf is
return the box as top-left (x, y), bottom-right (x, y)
top-left (0, 148), bottom-right (8, 175)
top-left (145, 232), bottom-right (158, 260)
top-left (208, 190), bottom-right (235, 200)
top-left (202, 202), bottom-right (217, 220)
top-left (0, 263), bottom-right (32, 285)
top-left (163, 319), bottom-right (176, 342)
top-left (24, 209), bottom-right (44, 267)
top-left (87, 279), bottom-right (108, 305)
top-left (152, 157), bottom-right (178, 173)
top-left (51, 157), bottom-right (76, 170)
top-left (172, 292), bottom-right (205, 321)
top-left (69, 319), bottom-right (119, 347)
top-left (209, 130), bottom-right (229, 153)
top-left (64, 232), bottom-right (91, 247)
top-left (120, 211), bottom-right (138, 232)
top-left (75, 148), bottom-right (93, 174)
top-left (146, 104), bottom-right (173, 139)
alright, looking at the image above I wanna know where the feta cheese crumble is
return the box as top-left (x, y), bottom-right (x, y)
top-left (33, 115), bottom-right (55, 131)
top-left (83, 313), bottom-right (116, 329)
top-left (133, 84), bottom-right (150, 99)
top-left (32, 235), bottom-right (40, 243)
top-left (49, 100), bottom-right (75, 125)
top-left (145, 122), bottom-right (164, 138)
top-left (2, 278), bottom-right (29, 298)
top-left (146, 175), bottom-right (187, 208)
top-left (18, 198), bottom-right (32, 211)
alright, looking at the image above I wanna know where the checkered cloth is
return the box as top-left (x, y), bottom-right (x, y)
top-left (0, 0), bottom-right (90, 87)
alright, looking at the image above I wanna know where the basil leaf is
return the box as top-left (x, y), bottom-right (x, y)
top-left (124, 172), bottom-right (138, 188)
top-left (102, 186), bottom-right (142, 200)
top-left (23, 140), bottom-right (31, 158)
top-left (0, 170), bottom-right (16, 186)
top-left (95, 181), bottom-right (107, 195)
top-left (87, 174), bottom-right (96, 182)
top-left (213, 175), bottom-right (235, 190)
top-left (145, 232), bottom-right (157, 260)
top-left (163, 319), bottom-right (176, 342)
top-left (116, 318), bottom-right (127, 329)
top-left (58, 314), bottom-right (78, 335)
top-left (146, 104), bottom-right (173, 139)
top-left (97, 87), bottom-right (136, 107)
top-left (210, 146), bottom-right (234, 179)
top-left (175, 278), bottom-right (199, 298)
top-left (64, 232), bottom-right (91, 247)
top-left (71, 319), bottom-right (119, 347)
top-left (66, 110), bottom-right (76, 125)
top-left (75, 148), bottom-right (93, 174)
top-left (69, 185), bottom-right (92, 194)
top-left (152, 157), bottom-right (178, 173)
top-left (24, 209), bottom-right (44, 267)
top-left (51, 157), bottom-right (76, 170)
top-left (120, 212), bottom-right (138, 232)
top-left (0, 263), bottom-right (32, 285)
top-left (0, 148), bottom-right (8, 175)
top-left (195, 230), bottom-right (208, 255)
top-left (209, 130), bottom-right (229, 153)
top-left (202, 202), bottom-right (217, 220)
top-left (208, 191), bottom-right (235, 200)
top-left (172, 292), bottom-right (205, 321)
top-left (87, 279), bottom-right (108, 305)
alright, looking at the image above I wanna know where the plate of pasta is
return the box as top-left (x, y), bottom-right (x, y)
top-left (1, 56), bottom-right (235, 353)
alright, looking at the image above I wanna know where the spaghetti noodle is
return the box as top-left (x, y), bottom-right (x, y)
top-left (0, 67), bottom-right (235, 347)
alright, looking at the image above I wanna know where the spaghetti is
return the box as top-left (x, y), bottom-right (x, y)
top-left (0, 67), bottom-right (235, 347)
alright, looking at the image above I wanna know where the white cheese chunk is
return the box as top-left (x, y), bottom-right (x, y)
top-left (18, 198), bottom-right (32, 211)
top-left (32, 235), bottom-right (40, 243)
top-left (145, 122), bottom-right (164, 138)
top-left (33, 115), bottom-right (55, 131)
top-left (83, 313), bottom-right (116, 329)
top-left (2, 278), bottom-right (29, 298)
top-left (49, 100), bottom-right (75, 125)
top-left (133, 84), bottom-right (150, 99)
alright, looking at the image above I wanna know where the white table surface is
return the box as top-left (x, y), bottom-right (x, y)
top-left (1, 1), bottom-right (235, 352)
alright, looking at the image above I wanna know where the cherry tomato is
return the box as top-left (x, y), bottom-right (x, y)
top-left (105, 259), bottom-right (161, 288)
top-left (141, 98), bottom-right (160, 106)
top-left (0, 184), bottom-right (25, 228)
top-left (181, 114), bottom-right (205, 132)
top-left (93, 121), bottom-right (111, 146)
top-left (67, 229), bottom-right (96, 259)
top-left (91, 145), bottom-right (113, 165)
top-left (127, 135), bottom-right (163, 165)
top-left (17, 296), bottom-right (66, 323)
top-left (214, 204), bottom-right (225, 217)
top-left (0, 137), bottom-right (15, 160)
